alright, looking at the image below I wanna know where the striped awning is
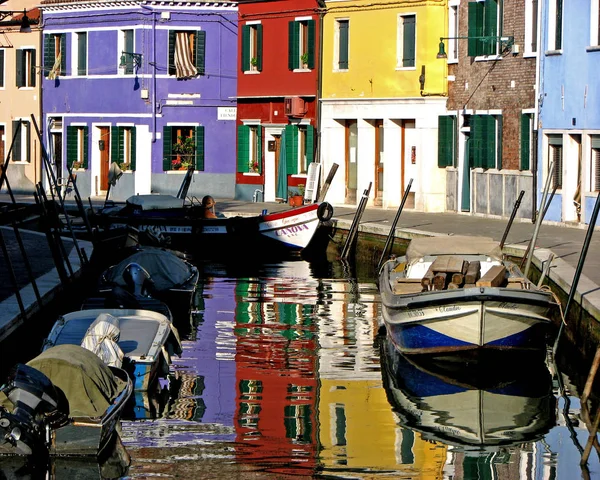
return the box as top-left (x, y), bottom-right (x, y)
top-left (175, 32), bottom-right (197, 79)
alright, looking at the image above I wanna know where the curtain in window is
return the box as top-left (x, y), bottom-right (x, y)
top-left (174, 32), bottom-right (197, 79)
top-left (48, 54), bottom-right (61, 80)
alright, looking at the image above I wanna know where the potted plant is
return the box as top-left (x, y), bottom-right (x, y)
top-left (288, 187), bottom-right (304, 207)
top-left (250, 57), bottom-right (258, 71)
top-left (72, 161), bottom-right (82, 170)
top-left (118, 162), bottom-right (131, 171)
top-left (300, 52), bottom-right (309, 69)
top-left (172, 136), bottom-right (196, 170)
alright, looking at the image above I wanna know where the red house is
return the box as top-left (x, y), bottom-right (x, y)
top-left (236, 0), bottom-right (325, 203)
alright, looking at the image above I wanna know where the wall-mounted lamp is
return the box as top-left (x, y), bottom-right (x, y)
top-left (119, 51), bottom-right (142, 69)
top-left (436, 35), bottom-right (514, 59)
top-left (0, 9), bottom-right (39, 33)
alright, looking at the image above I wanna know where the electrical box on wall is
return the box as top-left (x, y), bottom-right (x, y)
top-left (141, 89), bottom-right (149, 99)
top-left (284, 97), bottom-right (306, 117)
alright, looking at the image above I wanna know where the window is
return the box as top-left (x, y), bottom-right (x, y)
top-left (283, 124), bottom-right (314, 175)
top-left (44, 33), bottom-right (66, 79)
top-left (241, 23), bottom-right (262, 72)
top-left (11, 120), bottom-right (30, 163)
top-left (590, 0), bottom-right (600, 47)
top-left (162, 125), bottom-right (204, 171)
top-left (520, 113), bottom-right (534, 170)
top-left (0, 49), bottom-right (4, 87)
top-left (335, 19), bottom-right (349, 70)
top-left (288, 19), bottom-right (315, 70)
top-left (548, 0), bottom-right (563, 51)
top-left (120, 30), bottom-right (135, 75)
top-left (66, 125), bottom-right (89, 169)
top-left (16, 48), bottom-right (36, 87)
top-left (469, 114), bottom-right (503, 169)
top-left (75, 32), bottom-right (87, 76)
top-left (111, 126), bottom-right (136, 171)
top-left (448, 3), bottom-right (459, 62)
top-left (468, 0), bottom-right (503, 56)
top-left (169, 30), bottom-right (205, 78)
top-left (591, 136), bottom-right (600, 191)
top-left (237, 125), bottom-right (262, 174)
top-left (547, 134), bottom-right (563, 189)
top-left (438, 115), bottom-right (456, 168)
top-left (525, 0), bottom-right (538, 54)
top-left (284, 404), bottom-right (312, 443)
top-left (397, 14), bottom-right (416, 68)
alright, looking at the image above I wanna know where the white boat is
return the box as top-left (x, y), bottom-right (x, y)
top-left (43, 308), bottom-right (182, 391)
top-left (378, 236), bottom-right (555, 358)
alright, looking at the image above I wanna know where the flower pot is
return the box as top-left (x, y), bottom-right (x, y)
top-left (289, 195), bottom-right (303, 207)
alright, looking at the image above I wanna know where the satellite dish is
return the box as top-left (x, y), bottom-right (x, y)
top-left (108, 162), bottom-right (123, 187)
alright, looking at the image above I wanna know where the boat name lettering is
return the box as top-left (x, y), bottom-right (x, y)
top-left (498, 302), bottom-right (518, 309)
top-left (275, 224), bottom-right (309, 237)
top-left (407, 309), bottom-right (424, 318)
top-left (438, 306), bottom-right (461, 313)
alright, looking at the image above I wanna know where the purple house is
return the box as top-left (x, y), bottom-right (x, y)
top-left (40, 0), bottom-right (238, 201)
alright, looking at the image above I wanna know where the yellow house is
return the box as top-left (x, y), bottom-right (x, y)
top-left (319, 0), bottom-right (448, 212)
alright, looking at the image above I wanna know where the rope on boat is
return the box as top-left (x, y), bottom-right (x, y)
top-left (540, 284), bottom-right (566, 326)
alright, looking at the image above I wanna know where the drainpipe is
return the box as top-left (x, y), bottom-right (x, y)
top-left (532, 0), bottom-right (543, 222)
top-left (316, 4), bottom-right (325, 164)
top-left (141, 4), bottom-right (157, 143)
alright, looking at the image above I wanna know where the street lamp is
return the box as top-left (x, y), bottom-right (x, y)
top-left (119, 51), bottom-right (143, 69)
top-left (0, 9), bottom-right (39, 33)
top-left (436, 35), bottom-right (514, 59)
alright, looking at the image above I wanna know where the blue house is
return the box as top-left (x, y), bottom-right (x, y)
top-left (40, 0), bottom-right (238, 201)
top-left (538, 0), bottom-right (600, 224)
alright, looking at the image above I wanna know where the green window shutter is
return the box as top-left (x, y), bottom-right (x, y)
top-left (196, 30), bottom-right (206, 75)
top-left (168, 31), bottom-right (176, 76)
top-left (237, 125), bottom-right (250, 172)
top-left (483, 115), bottom-right (495, 169)
top-left (163, 126), bottom-right (172, 171)
top-left (195, 125), bottom-right (204, 171)
top-left (125, 30), bottom-right (134, 75)
top-left (483, 0), bottom-right (498, 55)
top-left (30, 50), bottom-right (36, 87)
top-left (0, 50), bottom-right (4, 88)
top-left (307, 20), bottom-right (315, 69)
top-left (402, 16), bottom-right (416, 68)
top-left (118, 128), bottom-right (125, 167)
top-left (60, 34), bottom-right (66, 75)
top-left (495, 115), bottom-right (502, 169)
top-left (285, 125), bottom-right (299, 174)
top-left (12, 121), bottom-right (21, 161)
top-left (306, 125), bottom-right (314, 165)
top-left (471, 115), bottom-right (482, 168)
top-left (111, 127), bottom-right (120, 164)
top-left (16, 50), bottom-right (24, 87)
top-left (437, 116), bottom-right (454, 168)
top-left (25, 122), bottom-right (30, 162)
top-left (241, 25), bottom-right (250, 72)
top-left (288, 21), bottom-right (300, 70)
top-left (78, 33), bottom-right (86, 76)
top-left (82, 126), bottom-right (89, 169)
top-left (468, 2), bottom-right (484, 56)
top-left (130, 127), bottom-right (137, 171)
top-left (44, 35), bottom-right (52, 77)
top-left (256, 24), bottom-right (263, 71)
top-left (256, 125), bottom-right (262, 174)
top-left (66, 126), bottom-right (77, 169)
top-left (520, 114), bottom-right (531, 171)
top-left (338, 21), bottom-right (349, 69)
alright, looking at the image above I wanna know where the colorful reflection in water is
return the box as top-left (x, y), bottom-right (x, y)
top-left (118, 259), bottom-right (600, 479)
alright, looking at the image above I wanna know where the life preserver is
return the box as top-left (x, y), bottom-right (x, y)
top-left (317, 202), bottom-right (334, 222)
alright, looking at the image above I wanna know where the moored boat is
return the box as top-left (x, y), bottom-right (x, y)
top-left (378, 235), bottom-right (555, 358)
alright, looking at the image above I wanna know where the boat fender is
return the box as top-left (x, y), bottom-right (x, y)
top-left (317, 202), bottom-right (334, 222)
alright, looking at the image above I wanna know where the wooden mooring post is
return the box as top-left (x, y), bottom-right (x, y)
top-left (340, 182), bottom-right (372, 261)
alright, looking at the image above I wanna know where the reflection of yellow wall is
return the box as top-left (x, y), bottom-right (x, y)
top-left (319, 379), bottom-right (446, 477)
top-left (322, 0), bottom-right (447, 99)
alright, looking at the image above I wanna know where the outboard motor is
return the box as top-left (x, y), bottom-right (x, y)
top-left (0, 364), bottom-right (65, 455)
top-left (123, 262), bottom-right (154, 297)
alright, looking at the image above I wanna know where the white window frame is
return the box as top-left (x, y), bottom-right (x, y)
top-left (73, 32), bottom-right (88, 76)
top-left (13, 119), bottom-right (30, 163)
top-left (18, 48), bottom-right (35, 88)
top-left (547, 0), bottom-right (563, 52)
top-left (118, 29), bottom-right (135, 76)
top-left (590, 0), bottom-right (600, 47)
top-left (524, 0), bottom-right (539, 56)
top-left (333, 18), bottom-right (349, 72)
top-left (396, 13), bottom-right (417, 70)
top-left (589, 135), bottom-right (600, 191)
top-left (448, 2), bottom-right (459, 63)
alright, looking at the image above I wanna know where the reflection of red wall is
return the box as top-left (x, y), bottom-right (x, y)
top-left (234, 331), bottom-right (318, 476)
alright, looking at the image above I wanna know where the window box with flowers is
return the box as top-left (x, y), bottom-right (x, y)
top-left (72, 161), bottom-right (84, 170)
top-left (171, 136), bottom-right (196, 171)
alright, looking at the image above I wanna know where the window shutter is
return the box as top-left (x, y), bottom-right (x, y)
top-left (29, 50), bottom-right (36, 87)
top-left (468, 2), bottom-right (484, 56)
top-left (82, 126), bottom-right (89, 169)
top-left (0, 50), bottom-right (4, 88)
top-left (130, 127), bottom-right (137, 171)
top-left (237, 125), bottom-right (250, 172)
top-left (520, 114), bottom-right (530, 171)
top-left (195, 125), bottom-right (204, 171)
top-left (111, 127), bottom-right (120, 164)
top-left (592, 136), bottom-right (600, 149)
top-left (307, 20), bottom-right (315, 69)
top-left (483, 0), bottom-right (498, 55)
top-left (483, 115), bottom-right (496, 169)
top-left (594, 148), bottom-right (600, 191)
top-left (495, 115), bottom-right (502, 169)
top-left (288, 21), bottom-right (300, 70)
top-left (438, 116), bottom-right (455, 168)
top-left (338, 21), bottom-right (349, 69)
top-left (66, 126), bottom-right (77, 169)
top-left (402, 16), bottom-right (416, 68)
top-left (12, 121), bottom-right (21, 162)
top-left (306, 125), bottom-right (314, 166)
top-left (256, 125), bottom-right (262, 174)
top-left (16, 50), bottom-right (24, 87)
top-left (555, 0), bottom-right (563, 50)
top-left (44, 35), bottom-right (52, 77)
top-left (195, 30), bottom-right (206, 75)
top-left (551, 146), bottom-right (562, 189)
top-left (471, 115), bottom-right (483, 168)
top-left (125, 30), bottom-right (134, 75)
top-left (168, 31), bottom-right (176, 76)
top-left (241, 25), bottom-right (250, 72)
top-left (163, 126), bottom-right (172, 171)
top-left (77, 33), bottom-right (86, 76)
top-left (256, 24), bottom-right (263, 71)
top-left (60, 34), bottom-right (66, 75)
top-left (25, 122), bottom-right (30, 162)
top-left (118, 128), bottom-right (125, 166)
top-left (285, 124), bottom-right (298, 174)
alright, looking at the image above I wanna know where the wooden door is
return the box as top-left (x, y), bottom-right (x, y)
top-left (100, 126), bottom-right (110, 191)
top-left (274, 135), bottom-right (282, 198)
top-left (374, 120), bottom-right (384, 206)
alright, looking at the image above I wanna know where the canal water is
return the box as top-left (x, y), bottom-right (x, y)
top-left (113, 257), bottom-right (598, 480)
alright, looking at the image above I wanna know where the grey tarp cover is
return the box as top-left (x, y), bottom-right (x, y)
top-left (105, 247), bottom-right (193, 291)
top-left (126, 194), bottom-right (184, 210)
top-left (26, 344), bottom-right (126, 417)
top-left (405, 236), bottom-right (503, 263)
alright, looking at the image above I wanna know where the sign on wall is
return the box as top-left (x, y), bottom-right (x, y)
top-left (218, 107), bottom-right (237, 121)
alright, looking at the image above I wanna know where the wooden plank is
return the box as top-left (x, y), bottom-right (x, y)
top-left (396, 278), bottom-right (422, 283)
top-left (433, 272), bottom-right (447, 290)
top-left (451, 273), bottom-right (464, 285)
top-left (430, 256), bottom-right (466, 274)
top-left (447, 282), bottom-right (460, 290)
top-left (421, 265), bottom-right (435, 287)
top-left (465, 261), bottom-right (481, 284)
top-left (393, 283), bottom-right (425, 295)
top-left (507, 276), bottom-right (527, 283)
top-left (464, 283), bottom-right (476, 289)
top-left (476, 265), bottom-right (507, 287)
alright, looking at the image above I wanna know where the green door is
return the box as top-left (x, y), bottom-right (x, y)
top-left (461, 136), bottom-right (471, 212)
